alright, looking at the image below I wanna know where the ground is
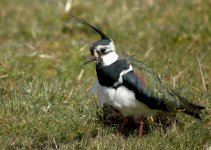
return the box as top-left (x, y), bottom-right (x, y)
top-left (0, 0), bottom-right (211, 149)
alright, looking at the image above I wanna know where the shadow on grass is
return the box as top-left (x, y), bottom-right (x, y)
top-left (97, 104), bottom-right (178, 138)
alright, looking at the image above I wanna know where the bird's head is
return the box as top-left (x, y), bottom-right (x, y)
top-left (87, 38), bottom-right (118, 66)
top-left (71, 16), bottom-right (118, 66)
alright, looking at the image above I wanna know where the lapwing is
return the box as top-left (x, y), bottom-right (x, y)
top-left (70, 15), bottom-right (205, 141)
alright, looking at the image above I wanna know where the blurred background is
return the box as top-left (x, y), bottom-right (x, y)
top-left (0, 0), bottom-right (210, 149)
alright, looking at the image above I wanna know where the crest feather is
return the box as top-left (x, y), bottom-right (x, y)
top-left (69, 15), bottom-right (109, 39)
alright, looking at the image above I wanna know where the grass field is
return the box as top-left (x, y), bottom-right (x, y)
top-left (0, 0), bottom-right (211, 149)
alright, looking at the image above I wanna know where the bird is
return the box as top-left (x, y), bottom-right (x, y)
top-left (70, 15), bottom-right (205, 141)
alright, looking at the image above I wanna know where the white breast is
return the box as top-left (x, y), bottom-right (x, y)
top-left (97, 85), bottom-right (157, 117)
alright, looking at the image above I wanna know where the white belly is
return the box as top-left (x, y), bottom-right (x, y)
top-left (97, 85), bottom-right (157, 117)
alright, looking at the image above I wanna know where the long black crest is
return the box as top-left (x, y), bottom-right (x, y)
top-left (69, 15), bottom-right (109, 39)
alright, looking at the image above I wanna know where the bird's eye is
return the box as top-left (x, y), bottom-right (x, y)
top-left (101, 48), bottom-right (106, 53)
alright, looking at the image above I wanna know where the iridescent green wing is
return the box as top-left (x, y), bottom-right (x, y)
top-left (119, 53), bottom-right (180, 111)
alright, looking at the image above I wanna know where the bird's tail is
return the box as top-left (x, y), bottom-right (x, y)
top-left (174, 93), bottom-right (205, 119)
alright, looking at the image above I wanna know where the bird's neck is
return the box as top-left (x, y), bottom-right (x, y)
top-left (96, 59), bottom-right (129, 87)
top-left (101, 51), bottom-right (118, 66)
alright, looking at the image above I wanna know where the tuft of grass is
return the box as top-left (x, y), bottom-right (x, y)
top-left (0, 0), bottom-right (210, 149)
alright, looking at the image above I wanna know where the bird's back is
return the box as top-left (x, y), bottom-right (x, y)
top-left (119, 53), bottom-right (204, 118)
top-left (118, 54), bottom-right (180, 111)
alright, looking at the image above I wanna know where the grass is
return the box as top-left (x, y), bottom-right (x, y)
top-left (0, 0), bottom-right (211, 149)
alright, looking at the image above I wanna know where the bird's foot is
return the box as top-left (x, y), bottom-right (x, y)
top-left (139, 116), bottom-right (144, 142)
top-left (118, 116), bottom-right (129, 132)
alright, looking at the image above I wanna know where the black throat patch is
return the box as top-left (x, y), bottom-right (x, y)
top-left (96, 59), bottom-right (130, 87)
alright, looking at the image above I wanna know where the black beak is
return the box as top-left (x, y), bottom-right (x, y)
top-left (84, 55), bottom-right (97, 65)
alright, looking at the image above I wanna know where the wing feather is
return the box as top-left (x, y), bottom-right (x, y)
top-left (120, 53), bottom-right (180, 111)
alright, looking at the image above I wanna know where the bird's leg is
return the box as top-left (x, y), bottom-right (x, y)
top-left (139, 115), bottom-right (144, 141)
top-left (118, 116), bottom-right (129, 132)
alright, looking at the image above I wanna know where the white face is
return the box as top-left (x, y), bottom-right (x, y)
top-left (92, 40), bottom-right (118, 66)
